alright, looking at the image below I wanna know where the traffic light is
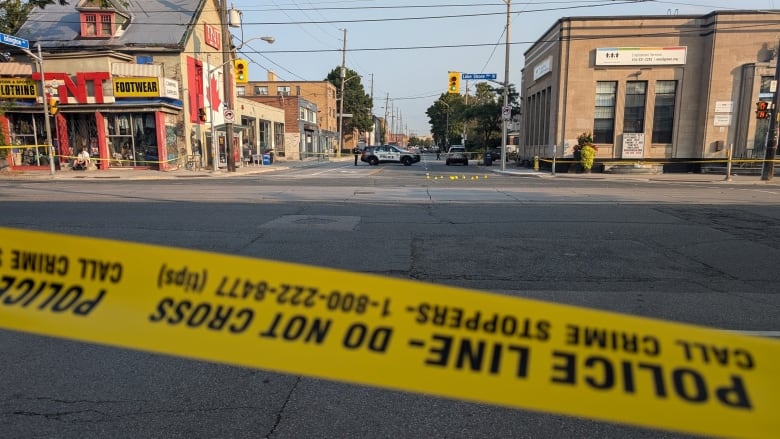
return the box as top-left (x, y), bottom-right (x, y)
top-left (756, 101), bottom-right (770, 120)
top-left (198, 107), bottom-right (207, 122)
top-left (48, 98), bottom-right (59, 115)
top-left (234, 59), bottom-right (248, 84)
top-left (448, 72), bottom-right (460, 94)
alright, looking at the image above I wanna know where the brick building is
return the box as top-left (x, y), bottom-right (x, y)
top-left (239, 74), bottom-right (338, 159)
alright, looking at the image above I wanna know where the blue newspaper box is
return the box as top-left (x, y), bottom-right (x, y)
top-left (262, 154), bottom-right (271, 165)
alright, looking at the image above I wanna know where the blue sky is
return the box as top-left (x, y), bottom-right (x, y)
top-left (230, 1), bottom-right (777, 137)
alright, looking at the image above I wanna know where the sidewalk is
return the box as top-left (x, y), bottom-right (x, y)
top-left (492, 166), bottom-right (780, 185)
top-left (0, 156), bottom-right (338, 181)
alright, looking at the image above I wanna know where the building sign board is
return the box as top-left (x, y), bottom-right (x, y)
top-left (533, 56), bottom-right (553, 80)
top-left (162, 78), bottom-right (180, 99)
top-left (0, 78), bottom-right (38, 99)
top-left (596, 47), bottom-right (687, 66)
top-left (714, 114), bottom-right (731, 127)
top-left (621, 133), bottom-right (645, 159)
top-left (715, 101), bottom-right (733, 113)
top-left (113, 77), bottom-right (160, 98)
top-left (204, 24), bottom-right (221, 50)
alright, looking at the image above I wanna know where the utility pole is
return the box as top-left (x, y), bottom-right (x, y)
top-left (369, 73), bottom-right (374, 145)
top-left (384, 93), bottom-right (389, 144)
top-left (501, 0), bottom-right (511, 172)
top-left (761, 40), bottom-right (780, 181)
top-left (463, 79), bottom-right (468, 144)
top-left (338, 28), bottom-right (347, 158)
top-left (220, 0), bottom-right (236, 172)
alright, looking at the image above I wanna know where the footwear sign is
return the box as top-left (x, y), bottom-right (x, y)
top-left (0, 227), bottom-right (777, 439)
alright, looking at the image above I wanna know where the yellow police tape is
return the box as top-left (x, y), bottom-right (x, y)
top-left (0, 227), bottom-right (777, 438)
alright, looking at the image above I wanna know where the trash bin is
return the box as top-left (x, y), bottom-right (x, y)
top-left (262, 154), bottom-right (271, 165)
top-left (483, 154), bottom-right (493, 166)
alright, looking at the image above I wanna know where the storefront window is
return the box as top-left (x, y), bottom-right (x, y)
top-left (9, 113), bottom-right (48, 165)
top-left (274, 122), bottom-right (284, 155)
top-left (624, 81), bottom-right (647, 133)
top-left (259, 121), bottom-right (269, 149)
top-left (105, 113), bottom-right (158, 167)
top-left (652, 81), bottom-right (677, 144)
top-left (593, 81), bottom-right (616, 144)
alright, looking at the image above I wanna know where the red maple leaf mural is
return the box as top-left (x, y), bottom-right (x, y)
top-left (208, 74), bottom-right (221, 111)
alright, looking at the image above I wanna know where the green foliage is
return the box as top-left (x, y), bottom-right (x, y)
top-left (580, 144), bottom-right (597, 170)
top-left (426, 81), bottom-right (520, 150)
top-left (425, 93), bottom-right (464, 147)
top-left (0, 1), bottom-right (69, 34)
top-left (325, 67), bottom-right (373, 135)
top-left (576, 131), bottom-right (593, 148)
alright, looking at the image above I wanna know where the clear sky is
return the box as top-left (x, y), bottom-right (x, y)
top-left (230, 1), bottom-right (777, 137)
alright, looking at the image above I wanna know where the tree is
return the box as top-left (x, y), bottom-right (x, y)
top-left (426, 93), bottom-right (464, 148)
top-left (325, 67), bottom-right (373, 140)
top-left (0, 1), bottom-right (69, 34)
top-left (461, 82), bottom-right (521, 150)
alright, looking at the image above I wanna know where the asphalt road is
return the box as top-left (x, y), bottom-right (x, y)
top-left (1, 158), bottom-right (778, 438)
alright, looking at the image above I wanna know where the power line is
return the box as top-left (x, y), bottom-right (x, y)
top-left (220, 21), bottom-right (780, 55)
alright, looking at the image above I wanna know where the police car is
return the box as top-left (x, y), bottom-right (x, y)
top-left (362, 145), bottom-right (421, 166)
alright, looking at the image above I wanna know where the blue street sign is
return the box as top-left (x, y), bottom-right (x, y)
top-left (461, 73), bottom-right (497, 80)
top-left (0, 32), bottom-right (29, 50)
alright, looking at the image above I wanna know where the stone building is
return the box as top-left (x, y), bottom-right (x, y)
top-left (519, 10), bottom-right (780, 171)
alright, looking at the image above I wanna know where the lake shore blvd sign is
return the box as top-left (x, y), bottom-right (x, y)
top-left (0, 32), bottom-right (29, 49)
top-left (461, 73), bottom-right (498, 80)
top-left (595, 47), bottom-right (687, 66)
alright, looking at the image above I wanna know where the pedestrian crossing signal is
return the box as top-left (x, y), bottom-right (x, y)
top-left (448, 72), bottom-right (460, 94)
top-left (756, 101), bottom-right (770, 119)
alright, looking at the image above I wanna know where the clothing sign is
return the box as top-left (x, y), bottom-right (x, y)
top-left (0, 78), bottom-right (38, 99)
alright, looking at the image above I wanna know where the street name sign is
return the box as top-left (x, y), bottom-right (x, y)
top-left (0, 33), bottom-right (29, 50)
top-left (461, 73), bottom-right (497, 80)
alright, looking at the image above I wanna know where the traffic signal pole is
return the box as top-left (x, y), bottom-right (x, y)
top-left (761, 43), bottom-right (780, 181)
top-left (23, 43), bottom-right (55, 175)
top-left (220, 0), bottom-right (236, 172)
top-left (501, 0), bottom-right (511, 172)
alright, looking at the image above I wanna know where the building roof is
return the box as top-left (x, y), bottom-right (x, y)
top-left (15, 0), bottom-right (205, 52)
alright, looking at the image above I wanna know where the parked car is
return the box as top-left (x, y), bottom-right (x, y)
top-left (445, 145), bottom-right (469, 166)
top-left (486, 148), bottom-right (502, 161)
top-left (360, 146), bottom-right (377, 163)
top-left (362, 145), bottom-right (421, 166)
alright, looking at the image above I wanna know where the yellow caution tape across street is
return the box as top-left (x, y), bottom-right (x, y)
top-left (0, 227), bottom-right (778, 438)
